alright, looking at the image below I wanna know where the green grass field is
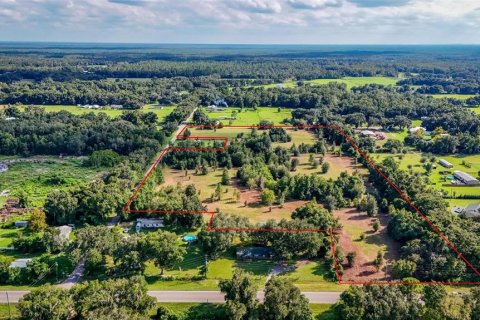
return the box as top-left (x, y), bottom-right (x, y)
top-left (200, 107), bottom-right (292, 125)
top-left (253, 76), bottom-right (400, 90)
top-left (0, 304), bottom-right (19, 319)
top-left (0, 157), bottom-right (106, 206)
top-left (16, 104), bottom-right (176, 121)
top-left (427, 94), bottom-right (478, 100)
top-left (372, 152), bottom-right (480, 207)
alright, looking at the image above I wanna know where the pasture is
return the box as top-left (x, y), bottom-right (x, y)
top-left (253, 76), bottom-right (400, 90)
top-left (13, 104), bottom-right (176, 121)
top-left (0, 157), bottom-right (107, 206)
top-left (200, 107), bottom-right (292, 125)
top-left (372, 152), bottom-right (480, 206)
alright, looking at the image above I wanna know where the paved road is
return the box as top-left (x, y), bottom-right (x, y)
top-left (0, 290), bottom-right (342, 304)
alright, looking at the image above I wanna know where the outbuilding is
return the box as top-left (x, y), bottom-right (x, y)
top-left (453, 170), bottom-right (479, 185)
top-left (439, 159), bottom-right (453, 168)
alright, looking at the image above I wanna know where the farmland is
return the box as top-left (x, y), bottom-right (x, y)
top-left (253, 76), bottom-right (401, 90)
top-left (12, 104), bottom-right (176, 121)
top-left (200, 107), bottom-right (292, 125)
top-left (0, 157), bottom-right (107, 207)
top-left (372, 152), bottom-right (480, 207)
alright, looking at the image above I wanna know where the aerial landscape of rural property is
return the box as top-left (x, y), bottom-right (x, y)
top-left (1, 0), bottom-right (480, 319)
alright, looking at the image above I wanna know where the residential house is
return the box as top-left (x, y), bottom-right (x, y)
top-left (10, 258), bottom-right (32, 269)
top-left (136, 218), bottom-right (164, 232)
top-left (236, 247), bottom-right (275, 260)
top-left (463, 203), bottom-right (480, 219)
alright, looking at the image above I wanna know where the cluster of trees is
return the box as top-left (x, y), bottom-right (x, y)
top-left (219, 269), bottom-right (313, 320)
top-left (368, 156), bottom-right (480, 281)
top-left (0, 106), bottom-right (165, 156)
top-left (197, 200), bottom-right (341, 278)
top-left (17, 276), bottom-right (156, 320)
top-left (71, 226), bottom-right (185, 278)
top-left (335, 284), bottom-right (480, 320)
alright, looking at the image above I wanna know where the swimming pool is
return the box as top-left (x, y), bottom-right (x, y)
top-left (183, 234), bottom-right (197, 242)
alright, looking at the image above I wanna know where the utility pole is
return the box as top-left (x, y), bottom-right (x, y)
top-left (6, 291), bottom-right (11, 319)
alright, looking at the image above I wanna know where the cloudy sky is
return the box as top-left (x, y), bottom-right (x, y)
top-left (0, 0), bottom-right (479, 44)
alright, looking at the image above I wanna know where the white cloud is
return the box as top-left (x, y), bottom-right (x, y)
top-left (0, 0), bottom-right (478, 43)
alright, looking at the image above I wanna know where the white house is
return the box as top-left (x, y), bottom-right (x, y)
top-left (10, 258), bottom-right (32, 269)
top-left (136, 218), bottom-right (164, 232)
top-left (409, 126), bottom-right (427, 135)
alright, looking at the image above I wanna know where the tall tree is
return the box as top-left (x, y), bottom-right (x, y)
top-left (261, 277), bottom-right (312, 320)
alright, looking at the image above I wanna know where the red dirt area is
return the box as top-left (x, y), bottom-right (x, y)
top-left (334, 208), bottom-right (400, 282)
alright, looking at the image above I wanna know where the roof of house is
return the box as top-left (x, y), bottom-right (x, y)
top-left (237, 247), bottom-right (274, 258)
top-left (453, 170), bottom-right (479, 183)
top-left (10, 258), bottom-right (32, 268)
top-left (409, 126), bottom-right (426, 133)
top-left (465, 203), bottom-right (480, 218)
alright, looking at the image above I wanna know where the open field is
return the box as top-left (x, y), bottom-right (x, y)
top-left (13, 104), bottom-right (176, 121)
top-left (383, 119), bottom-right (422, 142)
top-left (200, 107), bottom-right (292, 125)
top-left (0, 157), bottom-right (107, 206)
top-left (254, 76), bottom-right (401, 90)
top-left (427, 94), bottom-right (478, 100)
top-left (372, 152), bottom-right (480, 206)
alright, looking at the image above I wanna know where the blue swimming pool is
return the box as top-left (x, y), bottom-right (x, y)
top-left (183, 234), bottom-right (197, 242)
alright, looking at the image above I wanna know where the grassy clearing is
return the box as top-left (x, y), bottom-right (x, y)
top-left (16, 104), bottom-right (176, 121)
top-left (283, 260), bottom-right (342, 291)
top-left (427, 94), bottom-right (478, 100)
top-left (254, 76), bottom-right (400, 90)
top-left (372, 152), bottom-right (480, 202)
top-left (200, 107), bottom-right (292, 125)
top-left (384, 120), bottom-right (422, 142)
top-left (311, 304), bottom-right (336, 319)
top-left (0, 157), bottom-right (106, 206)
top-left (0, 228), bottom-right (20, 247)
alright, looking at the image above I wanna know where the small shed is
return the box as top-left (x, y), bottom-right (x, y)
top-left (439, 159), bottom-right (453, 168)
top-left (56, 225), bottom-right (73, 240)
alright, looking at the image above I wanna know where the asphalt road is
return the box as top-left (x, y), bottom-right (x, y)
top-left (0, 290), bottom-right (342, 304)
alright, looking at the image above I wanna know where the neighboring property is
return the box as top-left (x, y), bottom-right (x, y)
top-left (360, 130), bottom-right (376, 138)
top-left (10, 258), bottom-right (32, 269)
top-left (110, 104), bottom-right (123, 109)
top-left (409, 126), bottom-right (428, 135)
top-left (453, 170), bottom-right (480, 185)
top-left (5, 117), bottom-right (16, 121)
top-left (0, 163), bottom-right (7, 173)
top-left (206, 105), bottom-right (226, 112)
top-left (463, 203), bottom-right (480, 219)
top-left (135, 218), bottom-right (164, 232)
top-left (439, 159), bottom-right (454, 168)
top-left (14, 220), bottom-right (28, 228)
top-left (236, 247), bottom-right (275, 260)
top-left (56, 225), bottom-right (73, 240)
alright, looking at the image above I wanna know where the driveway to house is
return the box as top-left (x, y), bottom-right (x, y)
top-left (0, 290), bottom-right (342, 304)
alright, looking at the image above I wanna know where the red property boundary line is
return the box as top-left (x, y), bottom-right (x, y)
top-left (123, 125), bottom-right (480, 285)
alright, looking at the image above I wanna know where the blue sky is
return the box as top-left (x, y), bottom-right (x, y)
top-left (0, 0), bottom-right (479, 44)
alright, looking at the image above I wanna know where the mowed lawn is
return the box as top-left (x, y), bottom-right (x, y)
top-left (200, 107), bottom-right (292, 125)
top-left (253, 76), bottom-right (400, 90)
top-left (16, 104), bottom-right (176, 121)
top-left (372, 152), bottom-right (480, 206)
